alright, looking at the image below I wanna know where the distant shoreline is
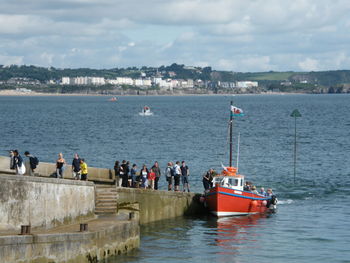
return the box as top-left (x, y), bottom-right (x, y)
top-left (0, 89), bottom-right (314, 97)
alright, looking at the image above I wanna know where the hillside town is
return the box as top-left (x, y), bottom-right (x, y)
top-left (60, 75), bottom-right (258, 91)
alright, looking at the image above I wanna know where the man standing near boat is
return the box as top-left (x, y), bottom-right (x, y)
top-left (180, 161), bottom-right (190, 192)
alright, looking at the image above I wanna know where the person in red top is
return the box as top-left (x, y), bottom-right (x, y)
top-left (148, 167), bottom-right (156, 190)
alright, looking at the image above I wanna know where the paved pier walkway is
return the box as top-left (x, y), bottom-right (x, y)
top-left (0, 213), bottom-right (131, 237)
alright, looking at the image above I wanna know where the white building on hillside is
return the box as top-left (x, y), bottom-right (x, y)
top-left (61, 77), bottom-right (73, 85)
top-left (236, 81), bottom-right (258, 88)
top-left (91, 77), bottom-right (105, 85)
top-left (116, 77), bottom-right (133, 85)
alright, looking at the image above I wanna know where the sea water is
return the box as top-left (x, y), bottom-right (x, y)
top-left (0, 94), bottom-right (349, 263)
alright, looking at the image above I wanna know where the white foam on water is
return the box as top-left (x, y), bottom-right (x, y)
top-left (278, 199), bottom-right (294, 205)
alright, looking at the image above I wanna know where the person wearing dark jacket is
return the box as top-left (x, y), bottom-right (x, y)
top-left (13, 150), bottom-right (24, 175)
top-left (151, 161), bottom-right (161, 190)
top-left (72, 153), bottom-right (81, 180)
top-left (24, 151), bottom-right (37, 176)
top-left (114, 161), bottom-right (121, 186)
top-left (121, 160), bottom-right (130, 187)
top-left (140, 165), bottom-right (149, 189)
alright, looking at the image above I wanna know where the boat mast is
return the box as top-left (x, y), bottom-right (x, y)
top-left (236, 132), bottom-right (240, 172)
top-left (229, 101), bottom-right (233, 167)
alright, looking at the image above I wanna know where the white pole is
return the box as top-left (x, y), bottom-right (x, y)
top-left (236, 132), bottom-right (240, 172)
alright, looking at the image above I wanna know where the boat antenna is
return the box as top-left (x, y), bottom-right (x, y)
top-left (229, 101), bottom-right (233, 167)
top-left (236, 132), bottom-right (240, 172)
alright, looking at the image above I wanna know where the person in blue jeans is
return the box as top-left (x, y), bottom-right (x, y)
top-left (130, 164), bottom-right (138, 187)
top-left (180, 161), bottom-right (190, 192)
top-left (140, 164), bottom-right (149, 189)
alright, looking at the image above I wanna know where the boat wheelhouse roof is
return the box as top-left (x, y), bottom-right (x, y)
top-left (216, 166), bottom-right (244, 179)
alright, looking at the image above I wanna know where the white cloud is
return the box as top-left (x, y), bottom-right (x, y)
top-left (1, 0), bottom-right (350, 71)
top-left (298, 58), bottom-right (319, 71)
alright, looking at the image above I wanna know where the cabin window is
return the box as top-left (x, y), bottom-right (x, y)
top-left (227, 178), bottom-right (239, 186)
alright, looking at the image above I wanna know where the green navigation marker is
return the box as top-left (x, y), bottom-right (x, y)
top-left (291, 109), bottom-right (302, 118)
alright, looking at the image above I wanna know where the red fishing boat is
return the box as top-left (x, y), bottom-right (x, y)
top-left (205, 102), bottom-right (277, 217)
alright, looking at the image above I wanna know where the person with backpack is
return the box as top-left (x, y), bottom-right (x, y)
top-left (165, 162), bottom-right (174, 191)
top-left (24, 151), bottom-right (39, 176)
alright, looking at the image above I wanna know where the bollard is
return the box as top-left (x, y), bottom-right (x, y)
top-left (20, 225), bottom-right (31, 235)
top-left (20, 225), bottom-right (26, 235)
top-left (26, 225), bottom-right (31, 234)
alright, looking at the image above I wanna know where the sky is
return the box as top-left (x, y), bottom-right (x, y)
top-left (1, 0), bottom-right (350, 72)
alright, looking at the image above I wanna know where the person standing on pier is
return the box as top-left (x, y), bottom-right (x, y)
top-left (151, 161), bottom-right (161, 190)
top-left (174, 161), bottom-right (181, 192)
top-left (114, 161), bottom-right (122, 186)
top-left (165, 162), bottom-right (173, 191)
top-left (148, 167), bottom-right (156, 190)
top-left (24, 151), bottom-right (39, 176)
top-left (121, 160), bottom-right (130, 187)
top-left (56, 153), bottom-right (66, 178)
top-left (80, 159), bottom-right (88, 181)
top-left (140, 164), bottom-right (149, 189)
top-left (180, 161), bottom-right (190, 192)
top-left (72, 153), bottom-right (81, 180)
top-left (13, 150), bottom-right (25, 175)
top-left (9, 150), bottom-right (15, 170)
top-left (130, 164), bottom-right (138, 187)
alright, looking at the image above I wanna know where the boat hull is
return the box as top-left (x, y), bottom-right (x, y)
top-left (205, 186), bottom-right (271, 217)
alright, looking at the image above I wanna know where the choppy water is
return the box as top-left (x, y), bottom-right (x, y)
top-left (1, 94), bottom-right (350, 262)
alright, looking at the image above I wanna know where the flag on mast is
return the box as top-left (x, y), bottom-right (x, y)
top-left (231, 105), bottom-right (244, 117)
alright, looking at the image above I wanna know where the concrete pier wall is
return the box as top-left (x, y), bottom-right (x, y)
top-left (0, 175), bottom-right (95, 231)
top-left (0, 218), bottom-right (140, 263)
top-left (116, 188), bottom-right (205, 225)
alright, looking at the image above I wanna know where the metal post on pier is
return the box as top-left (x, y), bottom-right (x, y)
top-left (290, 109), bottom-right (302, 184)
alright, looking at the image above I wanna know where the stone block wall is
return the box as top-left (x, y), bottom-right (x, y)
top-left (0, 175), bottom-right (95, 231)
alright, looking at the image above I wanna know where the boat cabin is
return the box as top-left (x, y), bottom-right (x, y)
top-left (212, 166), bottom-right (244, 191)
top-left (213, 176), bottom-right (244, 191)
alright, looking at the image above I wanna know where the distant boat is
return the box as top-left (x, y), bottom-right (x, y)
top-left (108, 97), bottom-right (117, 102)
top-left (139, 106), bottom-right (153, 116)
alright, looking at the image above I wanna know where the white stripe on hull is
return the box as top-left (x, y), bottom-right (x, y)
top-left (211, 211), bottom-right (259, 217)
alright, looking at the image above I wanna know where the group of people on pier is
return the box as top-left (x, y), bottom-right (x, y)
top-left (9, 150), bottom-right (89, 181)
top-left (8, 150), bottom-right (191, 192)
top-left (114, 160), bottom-right (190, 192)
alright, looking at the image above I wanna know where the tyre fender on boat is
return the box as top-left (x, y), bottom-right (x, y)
top-left (249, 200), bottom-right (258, 212)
